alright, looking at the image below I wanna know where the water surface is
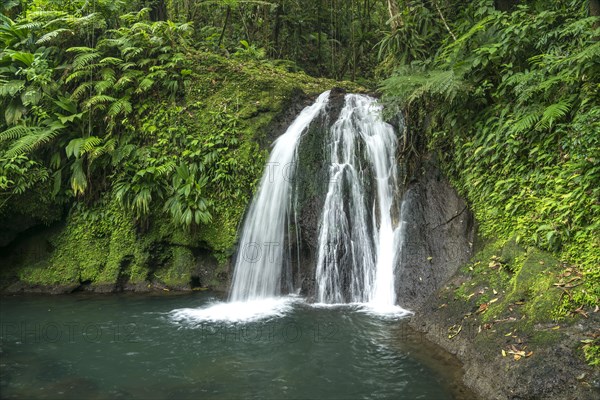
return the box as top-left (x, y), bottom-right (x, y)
top-left (0, 293), bottom-right (473, 399)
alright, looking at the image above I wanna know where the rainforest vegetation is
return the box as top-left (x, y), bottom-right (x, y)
top-left (1, 0), bottom-right (598, 365)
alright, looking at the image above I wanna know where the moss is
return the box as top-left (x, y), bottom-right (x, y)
top-left (152, 246), bottom-right (195, 288)
top-left (14, 198), bottom-right (147, 287)
top-left (582, 342), bottom-right (600, 367)
top-left (530, 330), bottom-right (562, 347)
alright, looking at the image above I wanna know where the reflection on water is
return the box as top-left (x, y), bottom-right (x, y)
top-left (0, 293), bottom-right (475, 399)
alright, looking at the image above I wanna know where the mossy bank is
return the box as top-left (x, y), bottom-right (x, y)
top-left (410, 236), bottom-right (600, 399)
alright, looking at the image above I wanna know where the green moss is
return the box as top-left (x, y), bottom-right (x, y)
top-left (15, 198), bottom-right (147, 287)
top-left (152, 246), bottom-right (195, 288)
top-left (582, 342), bottom-right (600, 367)
top-left (530, 330), bottom-right (562, 347)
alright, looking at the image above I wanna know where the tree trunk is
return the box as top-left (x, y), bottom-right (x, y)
top-left (494, 0), bottom-right (519, 12)
top-left (218, 6), bottom-right (231, 48)
top-left (590, 0), bottom-right (600, 16)
top-left (387, 0), bottom-right (401, 31)
top-left (150, 0), bottom-right (167, 21)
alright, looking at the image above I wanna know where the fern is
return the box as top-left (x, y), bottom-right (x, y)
top-left (3, 126), bottom-right (61, 158)
top-left (84, 94), bottom-right (116, 108)
top-left (65, 70), bottom-right (90, 84)
top-left (71, 82), bottom-right (93, 100)
top-left (36, 28), bottom-right (71, 45)
top-left (88, 138), bottom-right (116, 162)
top-left (66, 46), bottom-right (96, 54)
top-left (99, 57), bottom-right (123, 66)
top-left (107, 97), bottom-right (132, 118)
top-left (136, 77), bottom-right (154, 93)
top-left (537, 99), bottom-right (573, 130)
top-left (0, 125), bottom-right (31, 141)
top-left (72, 52), bottom-right (100, 69)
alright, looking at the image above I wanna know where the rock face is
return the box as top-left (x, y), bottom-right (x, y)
top-left (290, 90), bottom-right (475, 306)
top-left (293, 88), bottom-right (347, 298)
top-left (394, 162), bottom-right (475, 310)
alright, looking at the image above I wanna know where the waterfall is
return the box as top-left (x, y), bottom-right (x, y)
top-left (171, 91), bottom-right (409, 323)
top-left (229, 91), bottom-right (330, 301)
top-left (315, 94), bottom-right (401, 309)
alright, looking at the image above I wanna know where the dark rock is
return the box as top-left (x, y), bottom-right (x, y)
top-left (395, 161), bottom-right (475, 310)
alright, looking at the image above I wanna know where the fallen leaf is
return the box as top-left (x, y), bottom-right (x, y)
top-left (513, 354), bottom-right (521, 361)
top-left (493, 289), bottom-right (498, 295)
top-left (477, 303), bottom-right (489, 314)
top-left (573, 306), bottom-right (589, 319)
top-left (489, 298), bottom-right (499, 304)
top-left (525, 351), bottom-right (533, 358)
top-left (448, 324), bottom-right (462, 339)
top-left (502, 349), bottom-right (507, 357)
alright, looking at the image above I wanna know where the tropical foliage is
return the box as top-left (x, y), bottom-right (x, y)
top-left (381, 0), bottom-right (599, 312)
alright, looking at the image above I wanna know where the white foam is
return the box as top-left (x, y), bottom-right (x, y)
top-left (310, 301), bottom-right (412, 319)
top-left (169, 296), bottom-right (301, 325)
top-left (359, 303), bottom-right (413, 319)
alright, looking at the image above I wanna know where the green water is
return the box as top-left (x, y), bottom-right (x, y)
top-left (0, 293), bottom-right (472, 399)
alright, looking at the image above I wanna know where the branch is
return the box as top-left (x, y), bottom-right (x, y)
top-left (433, 1), bottom-right (456, 41)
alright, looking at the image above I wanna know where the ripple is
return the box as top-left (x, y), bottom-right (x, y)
top-left (310, 301), bottom-right (412, 319)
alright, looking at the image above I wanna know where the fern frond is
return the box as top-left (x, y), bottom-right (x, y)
top-left (107, 97), bottom-right (132, 118)
top-left (71, 82), bottom-right (93, 100)
top-left (100, 68), bottom-right (116, 83)
top-left (36, 28), bottom-right (71, 45)
top-left (80, 136), bottom-right (102, 155)
top-left (122, 46), bottom-right (143, 60)
top-left (99, 57), bottom-right (123, 66)
top-left (114, 73), bottom-right (139, 90)
top-left (88, 138), bottom-right (116, 162)
top-left (155, 161), bottom-right (176, 177)
top-left (0, 124), bottom-right (30, 142)
top-left (510, 109), bottom-right (542, 135)
top-left (72, 52), bottom-right (100, 69)
top-left (136, 77), bottom-right (154, 93)
top-left (66, 46), bottom-right (96, 54)
top-left (65, 70), bottom-right (89, 84)
top-left (94, 80), bottom-right (113, 94)
top-left (4, 126), bottom-right (61, 157)
top-left (111, 143), bottom-right (136, 166)
top-left (537, 99), bottom-right (572, 130)
top-left (84, 95), bottom-right (116, 108)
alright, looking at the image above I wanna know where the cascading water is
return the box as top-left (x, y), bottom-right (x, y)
top-left (171, 90), bottom-right (409, 323)
top-left (315, 94), bottom-right (402, 311)
top-left (228, 91), bottom-right (330, 302)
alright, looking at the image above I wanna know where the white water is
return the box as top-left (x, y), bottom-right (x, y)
top-left (170, 296), bottom-right (302, 324)
top-left (171, 91), bottom-right (411, 323)
top-left (315, 94), bottom-right (405, 314)
top-left (228, 90), bottom-right (330, 302)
